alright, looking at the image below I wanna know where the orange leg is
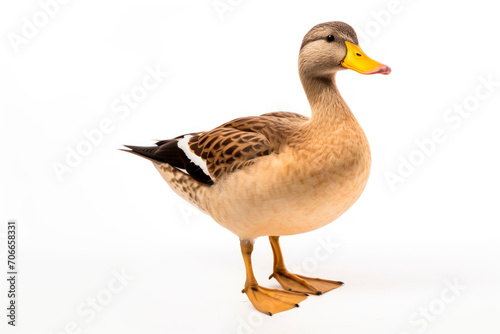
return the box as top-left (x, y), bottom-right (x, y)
top-left (268, 236), bottom-right (343, 295)
top-left (240, 239), bottom-right (307, 316)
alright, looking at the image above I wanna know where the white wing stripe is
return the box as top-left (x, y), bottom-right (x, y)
top-left (177, 135), bottom-right (211, 177)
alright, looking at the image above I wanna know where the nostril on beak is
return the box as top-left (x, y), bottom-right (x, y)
top-left (356, 53), bottom-right (362, 57)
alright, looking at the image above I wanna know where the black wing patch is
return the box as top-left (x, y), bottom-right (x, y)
top-left (124, 141), bottom-right (214, 185)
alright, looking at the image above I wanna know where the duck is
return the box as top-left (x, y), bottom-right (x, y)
top-left (123, 21), bottom-right (390, 316)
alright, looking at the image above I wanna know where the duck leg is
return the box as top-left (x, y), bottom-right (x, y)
top-left (240, 239), bottom-right (307, 315)
top-left (268, 236), bottom-right (344, 295)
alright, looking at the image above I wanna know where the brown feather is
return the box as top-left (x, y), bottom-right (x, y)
top-left (185, 112), bottom-right (310, 181)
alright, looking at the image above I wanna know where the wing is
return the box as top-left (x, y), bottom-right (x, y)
top-left (188, 126), bottom-right (271, 179)
top-left (124, 112), bottom-right (309, 185)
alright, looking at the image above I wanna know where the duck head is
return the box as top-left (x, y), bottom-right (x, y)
top-left (298, 21), bottom-right (391, 79)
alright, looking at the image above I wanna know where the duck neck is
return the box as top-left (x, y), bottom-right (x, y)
top-left (300, 72), bottom-right (354, 126)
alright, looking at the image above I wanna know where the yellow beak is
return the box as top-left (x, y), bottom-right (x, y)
top-left (341, 41), bottom-right (391, 75)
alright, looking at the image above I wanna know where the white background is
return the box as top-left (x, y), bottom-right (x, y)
top-left (1, 0), bottom-right (500, 333)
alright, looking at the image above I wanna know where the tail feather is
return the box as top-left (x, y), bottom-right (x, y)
top-left (123, 142), bottom-right (184, 168)
top-left (120, 148), bottom-right (158, 163)
top-left (122, 141), bottom-right (214, 185)
top-left (123, 145), bottom-right (161, 161)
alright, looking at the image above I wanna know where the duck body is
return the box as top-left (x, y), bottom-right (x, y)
top-left (154, 107), bottom-right (370, 239)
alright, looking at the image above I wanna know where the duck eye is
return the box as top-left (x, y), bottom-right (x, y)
top-left (327, 35), bottom-right (335, 42)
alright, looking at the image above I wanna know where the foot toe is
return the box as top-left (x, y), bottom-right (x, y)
top-left (244, 285), bottom-right (307, 315)
top-left (271, 271), bottom-right (344, 295)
